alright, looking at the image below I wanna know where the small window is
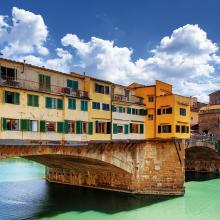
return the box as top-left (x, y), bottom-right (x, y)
top-left (130, 123), bottom-right (139, 133)
top-left (4, 91), bottom-right (20, 105)
top-left (68, 98), bottom-right (76, 110)
top-left (5, 119), bottom-right (19, 131)
top-left (39, 74), bottom-right (51, 92)
top-left (105, 86), bottom-right (110, 94)
top-left (162, 125), bottom-right (172, 133)
top-left (95, 121), bottom-right (109, 134)
top-left (81, 100), bottom-right (88, 111)
top-left (148, 114), bottom-right (154, 120)
top-left (28, 94), bottom-right (39, 107)
top-left (176, 125), bottom-right (180, 133)
top-left (30, 120), bottom-right (38, 132)
top-left (166, 107), bottom-right (172, 114)
top-left (46, 121), bottom-right (56, 132)
top-left (45, 97), bottom-right (56, 109)
top-left (82, 121), bottom-right (88, 134)
top-left (67, 79), bottom-right (78, 90)
top-left (117, 125), bottom-right (124, 133)
top-left (68, 121), bottom-right (75, 133)
top-left (148, 96), bottom-right (154, 102)
top-left (157, 109), bottom-right (161, 115)
top-left (92, 102), bottom-right (100, 110)
top-left (95, 83), bottom-right (105, 94)
top-left (102, 103), bottom-right (110, 111)
top-left (180, 108), bottom-right (186, 116)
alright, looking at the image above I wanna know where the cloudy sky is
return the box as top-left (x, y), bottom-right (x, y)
top-left (1, 0), bottom-right (220, 102)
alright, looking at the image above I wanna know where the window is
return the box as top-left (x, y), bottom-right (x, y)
top-left (67, 79), bottom-right (78, 90)
top-left (117, 125), bottom-right (124, 133)
top-left (45, 97), bottom-right (63, 110)
top-left (82, 121), bottom-right (88, 134)
top-left (102, 103), bottom-right (110, 111)
top-left (67, 121), bottom-right (75, 133)
top-left (95, 121), bottom-right (111, 134)
top-left (158, 125), bottom-right (172, 133)
top-left (68, 98), bottom-right (76, 110)
top-left (46, 121), bottom-right (56, 132)
top-left (148, 114), bottom-right (154, 120)
top-left (95, 83), bottom-right (110, 95)
top-left (127, 107), bottom-right (131, 114)
top-left (112, 105), bottom-right (116, 112)
top-left (4, 91), bottom-right (20, 105)
top-left (30, 120), bottom-right (38, 132)
top-left (176, 125), bottom-right (180, 133)
top-left (180, 108), bottom-right (186, 116)
top-left (130, 123), bottom-right (139, 133)
top-left (2, 119), bottom-right (19, 131)
top-left (132, 108), bottom-right (136, 115)
top-left (157, 109), bottom-right (161, 115)
top-left (181, 125), bottom-right (189, 133)
top-left (166, 108), bottom-right (172, 114)
top-left (93, 102), bottom-right (100, 110)
top-left (148, 96), bottom-right (154, 102)
top-left (39, 74), bottom-right (51, 92)
top-left (28, 94), bottom-right (39, 107)
top-left (81, 100), bottom-right (88, 111)
top-left (0, 66), bottom-right (17, 81)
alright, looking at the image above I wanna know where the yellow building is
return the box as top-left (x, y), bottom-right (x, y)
top-left (0, 58), bottom-right (190, 144)
top-left (131, 80), bottom-right (190, 139)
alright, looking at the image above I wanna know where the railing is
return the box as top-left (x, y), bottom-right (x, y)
top-left (113, 94), bottom-right (144, 104)
top-left (0, 77), bottom-right (89, 99)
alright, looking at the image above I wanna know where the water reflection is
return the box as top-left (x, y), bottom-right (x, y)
top-left (186, 171), bottom-right (220, 182)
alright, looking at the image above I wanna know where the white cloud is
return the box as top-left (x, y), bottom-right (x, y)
top-left (1, 7), bottom-right (220, 102)
top-left (0, 7), bottom-right (48, 56)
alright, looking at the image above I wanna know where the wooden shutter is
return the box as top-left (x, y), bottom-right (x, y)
top-left (57, 99), bottom-right (63, 110)
top-left (40, 120), bottom-right (46, 132)
top-left (27, 94), bottom-right (32, 106)
top-left (73, 80), bottom-right (78, 90)
top-left (57, 122), bottom-right (64, 133)
top-left (88, 122), bottom-right (93, 135)
top-left (46, 97), bottom-right (52, 108)
top-left (76, 120), bottom-right (82, 134)
top-left (127, 107), bottom-right (131, 114)
top-left (20, 119), bottom-right (30, 131)
top-left (64, 120), bottom-right (69, 133)
top-left (124, 124), bottom-right (129, 134)
top-left (119, 106), bottom-right (123, 113)
top-left (130, 123), bottom-right (133, 133)
top-left (132, 108), bottom-right (135, 115)
top-left (1, 118), bottom-right (7, 130)
top-left (113, 124), bottom-right (118, 134)
top-left (14, 92), bottom-right (20, 105)
top-left (140, 124), bottom-right (144, 134)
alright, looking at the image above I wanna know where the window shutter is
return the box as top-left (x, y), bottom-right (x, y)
top-left (46, 97), bottom-right (52, 108)
top-left (85, 101), bottom-right (88, 111)
top-left (80, 100), bottom-right (84, 111)
top-left (88, 122), bottom-right (93, 135)
top-left (1, 118), bottom-right (7, 130)
top-left (69, 98), bottom-right (76, 110)
top-left (40, 120), bottom-right (46, 132)
top-left (72, 99), bottom-right (76, 109)
top-left (27, 94), bottom-right (32, 106)
top-left (74, 81), bottom-right (78, 90)
top-left (76, 120), bottom-right (82, 134)
top-left (132, 108), bottom-right (135, 115)
top-left (67, 79), bottom-right (73, 88)
top-left (127, 107), bottom-right (131, 114)
top-left (57, 122), bottom-right (64, 133)
top-left (119, 106), bottom-right (123, 113)
top-left (3, 91), bottom-right (6, 103)
top-left (130, 123), bottom-right (133, 133)
top-left (64, 120), bottom-right (69, 133)
top-left (113, 123), bottom-right (118, 134)
top-left (21, 119), bottom-right (30, 131)
top-left (34, 95), bottom-right (39, 107)
top-left (57, 99), bottom-right (63, 110)
top-left (107, 122), bottom-right (111, 134)
top-left (14, 93), bottom-right (20, 105)
top-left (45, 75), bottom-right (51, 91)
top-left (124, 124), bottom-right (129, 134)
top-left (140, 124), bottom-right (144, 134)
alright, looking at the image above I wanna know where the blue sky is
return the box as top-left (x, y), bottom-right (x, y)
top-left (1, 0), bottom-right (220, 101)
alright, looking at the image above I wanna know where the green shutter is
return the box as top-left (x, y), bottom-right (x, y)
top-left (68, 98), bottom-right (76, 110)
top-left (67, 79), bottom-right (78, 90)
top-left (76, 120), bottom-right (82, 134)
top-left (34, 95), bottom-right (39, 107)
top-left (140, 124), bottom-right (144, 134)
top-left (27, 94), bottom-right (32, 106)
top-left (1, 118), bottom-right (7, 130)
top-left (45, 75), bottom-right (51, 91)
top-left (113, 123), bottom-right (118, 134)
top-left (57, 122), bottom-right (64, 133)
top-left (20, 119), bottom-right (30, 131)
top-left (124, 124), bottom-right (129, 134)
top-left (46, 97), bottom-right (52, 108)
top-left (132, 108), bottom-right (135, 115)
top-left (73, 80), bottom-right (78, 90)
top-left (40, 120), bottom-right (46, 132)
top-left (14, 93), bottom-right (20, 105)
top-left (57, 99), bottom-right (63, 110)
top-left (127, 107), bottom-right (131, 114)
top-left (88, 122), bottom-right (93, 135)
top-left (64, 120), bottom-right (69, 133)
top-left (119, 106), bottom-right (123, 113)
top-left (81, 100), bottom-right (88, 111)
top-left (85, 101), bottom-right (88, 111)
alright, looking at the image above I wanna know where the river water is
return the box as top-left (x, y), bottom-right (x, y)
top-left (0, 158), bottom-right (220, 220)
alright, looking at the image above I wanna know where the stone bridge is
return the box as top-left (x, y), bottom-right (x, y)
top-left (186, 136), bottom-right (220, 173)
top-left (0, 140), bottom-right (185, 196)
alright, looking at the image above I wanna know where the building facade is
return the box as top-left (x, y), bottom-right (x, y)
top-left (0, 58), bottom-right (190, 144)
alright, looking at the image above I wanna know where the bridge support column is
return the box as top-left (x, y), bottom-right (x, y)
top-left (45, 140), bottom-right (185, 195)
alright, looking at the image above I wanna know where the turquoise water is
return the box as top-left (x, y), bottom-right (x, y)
top-left (0, 158), bottom-right (220, 220)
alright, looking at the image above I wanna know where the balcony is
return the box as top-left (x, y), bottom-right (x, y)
top-left (0, 77), bottom-right (89, 99)
top-left (113, 94), bottom-right (144, 105)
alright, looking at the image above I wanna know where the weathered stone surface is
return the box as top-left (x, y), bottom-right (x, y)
top-left (0, 141), bottom-right (185, 195)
